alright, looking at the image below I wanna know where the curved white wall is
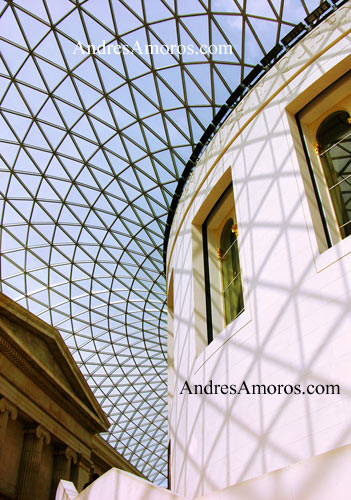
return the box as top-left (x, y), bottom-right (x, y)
top-left (167, 4), bottom-right (351, 498)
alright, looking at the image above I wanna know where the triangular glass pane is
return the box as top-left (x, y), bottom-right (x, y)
top-left (122, 136), bottom-right (145, 162)
top-left (72, 115), bottom-right (96, 141)
top-left (246, 0), bottom-right (276, 17)
top-left (25, 122), bottom-right (50, 149)
top-left (57, 134), bottom-right (81, 158)
top-left (178, 24), bottom-right (208, 63)
top-left (17, 83), bottom-right (48, 115)
top-left (74, 78), bottom-right (101, 109)
top-left (37, 177), bottom-right (61, 200)
top-left (1, 7), bottom-right (27, 46)
top-left (40, 123), bottom-right (67, 149)
top-left (145, 0), bottom-right (172, 22)
top-left (123, 28), bottom-right (151, 66)
top-left (90, 117), bottom-right (115, 143)
top-left (96, 60), bottom-right (125, 92)
top-left (243, 20), bottom-right (263, 65)
top-left (83, 0), bottom-right (114, 30)
top-left (184, 72), bottom-right (209, 105)
top-left (182, 14), bottom-right (209, 45)
top-left (89, 149), bottom-right (114, 175)
top-left (57, 9), bottom-right (88, 46)
top-left (147, 32), bottom-right (177, 69)
top-left (74, 56), bottom-right (102, 88)
top-left (54, 98), bottom-right (82, 128)
top-left (142, 127), bottom-right (166, 152)
top-left (56, 33), bottom-right (88, 70)
top-left (112, 1), bottom-right (142, 34)
top-left (186, 63), bottom-right (212, 97)
top-left (109, 101), bottom-right (135, 129)
top-left (211, 0), bottom-right (241, 13)
top-left (249, 17), bottom-right (278, 53)
top-left (177, 0), bottom-right (206, 15)
top-left (54, 76), bottom-right (81, 105)
top-left (110, 84), bottom-right (136, 114)
top-left (157, 65), bottom-right (184, 99)
top-left (215, 63), bottom-right (241, 89)
top-left (0, 41), bottom-right (28, 75)
top-left (35, 32), bottom-right (66, 67)
top-left (0, 115), bottom-right (17, 142)
top-left (166, 109), bottom-right (190, 138)
top-left (74, 136), bottom-right (99, 160)
top-left (47, 0), bottom-right (74, 25)
top-left (157, 78), bottom-right (184, 109)
top-left (37, 99), bottom-right (64, 128)
top-left (104, 134), bottom-right (127, 158)
top-left (124, 50), bottom-right (150, 80)
top-left (90, 97), bottom-right (114, 122)
top-left (123, 122), bottom-right (145, 147)
top-left (18, 56), bottom-right (47, 90)
top-left (82, 15), bottom-right (114, 48)
top-left (213, 71), bottom-right (230, 104)
top-left (16, 9), bottom-right (50, 49)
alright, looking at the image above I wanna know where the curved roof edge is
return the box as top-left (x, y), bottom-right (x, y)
top-left (163, 0), bottom-right (347, 273)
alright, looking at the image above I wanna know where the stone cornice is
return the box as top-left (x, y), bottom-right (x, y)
top-left (91, 434), bottom-right (147, 479)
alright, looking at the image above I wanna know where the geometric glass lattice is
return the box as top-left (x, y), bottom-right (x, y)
top-left (0, 0), bottom-right (324, 483)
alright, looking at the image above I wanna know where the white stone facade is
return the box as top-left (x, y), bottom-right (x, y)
top-left (167, 3), bottom-right (351, 498)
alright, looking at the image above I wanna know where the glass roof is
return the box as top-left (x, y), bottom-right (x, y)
top-left (0, 0), bottom-right (325, 483)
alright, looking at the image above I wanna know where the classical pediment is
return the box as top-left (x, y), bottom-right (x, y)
top-left (0, 292), bottom-right (109, 433)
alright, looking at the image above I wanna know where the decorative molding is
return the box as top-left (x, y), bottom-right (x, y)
top-left (0, 335), bottom-right (53, 394)
top-left (0, 332), bottom-right (106, 434)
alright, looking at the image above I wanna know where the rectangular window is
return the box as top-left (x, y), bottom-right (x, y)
top-left (202, 185), bottom-right (244, 343)
top-left (296, 72), bottom-right (351, 250)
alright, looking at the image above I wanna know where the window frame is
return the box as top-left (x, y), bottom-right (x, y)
top-left (316, 110), bottom-right (351, 240)
top-left (202, 184), bottom-right (244, 344)
top-left (296, 71), bottom-right (351, 252)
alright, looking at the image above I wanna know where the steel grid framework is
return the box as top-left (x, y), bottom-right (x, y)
top-left (0, 0), bottom-right (324, 483)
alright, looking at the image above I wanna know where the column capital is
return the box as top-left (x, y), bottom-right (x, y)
top-left (24, 424), bottom-right (51, 445)
top-left (55, 446), bottom-right (78, 464)
top-left (66, 447), bottom-right (78, 464)
top-left (0, 397), bottom-right (17, 420)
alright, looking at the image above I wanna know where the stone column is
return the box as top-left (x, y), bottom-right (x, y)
top-left (0, 397), bottom-right (17, 452)
top-left (50, 447), bottom-right (77, 500)
top-left (70, 454), bottom-right (91, 492)
top-left (16, 424), bottom-right (51, 500)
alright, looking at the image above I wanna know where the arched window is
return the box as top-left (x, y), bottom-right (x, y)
top-left (202, 184), bottom-right (244, 343)
top-left (220, 218), bottom-right (244, 325)
top-left (296, 72), bottom-right (351, 251)
top-left (316, 110), bottom-right (351, 239)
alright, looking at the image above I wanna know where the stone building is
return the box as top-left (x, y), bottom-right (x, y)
top-left (0, 293), bottom-right (144, 499)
